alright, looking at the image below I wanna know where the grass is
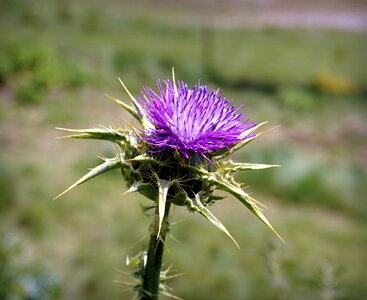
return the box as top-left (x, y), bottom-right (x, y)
top-left (0, 1), bottom-right (366, 299)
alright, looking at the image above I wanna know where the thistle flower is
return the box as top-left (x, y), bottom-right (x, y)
top-left (56, 69), bottom-right (282, 299)
top-left (56, 69), bottom-right (282, 242)
top-left (140, 79), bottom-right (256, 159)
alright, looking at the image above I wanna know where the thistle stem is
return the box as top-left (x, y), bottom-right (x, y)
top-left (141, 201), bottom-right (171, 300)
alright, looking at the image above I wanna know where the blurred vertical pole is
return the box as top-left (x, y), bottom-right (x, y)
top-left (200, 23), bottom-right (214, 78)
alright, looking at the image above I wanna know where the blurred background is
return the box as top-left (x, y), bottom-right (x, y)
top-left (0, 0), bottom-right (366, 299)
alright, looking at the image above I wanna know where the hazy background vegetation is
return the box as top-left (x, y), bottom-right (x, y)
top-left (0, 0), bottom-right (366, 299)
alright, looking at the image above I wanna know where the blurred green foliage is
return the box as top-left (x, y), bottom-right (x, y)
top-left (239, 147), bottom-right (367, 217)
top-left (277, 86), bottom-right (317, 111)
top-left (0, 163), bottom-right (17, 212)
top-left (0, 41), bottom-right (87, 104)
top-left (0, 236), bottom-right (61, 300)
top-left (81, 8), bottom-right (101, 33)
top-left (0, 0), bottom-right (366, 299)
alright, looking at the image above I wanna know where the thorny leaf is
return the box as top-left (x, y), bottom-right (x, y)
top-left (202, 171), bottom-right (284, 243)
top-left (156, 179), bottom-right (174, 238)
top-left (220, 160), bottom-right (280, 173)
top-left (56, 127), bottom-right (128, 143)
top-left (54, 156), bottom-right (126, 200)
top-left (186, 194), bottom-right (240, 248)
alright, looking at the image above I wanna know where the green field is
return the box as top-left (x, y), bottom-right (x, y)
top-left (1, 1), bottom-right (366, 299)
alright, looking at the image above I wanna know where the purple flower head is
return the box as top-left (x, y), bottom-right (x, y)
top-left (139, 79), bottom-right (256, 159)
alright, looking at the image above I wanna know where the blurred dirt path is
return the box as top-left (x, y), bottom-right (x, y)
top-left (139, 0), bottom-right (367, 31)
top-left (200, 10), bottom-right (367, 31)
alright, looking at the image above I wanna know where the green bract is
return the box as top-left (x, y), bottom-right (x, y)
top-left (56, 71), bottom-right (283, 247)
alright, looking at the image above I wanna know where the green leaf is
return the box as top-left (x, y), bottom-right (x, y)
top-left (54, 156), bottom-right (125, 200)
top-left (186, 194), bottom-right (239, 248)
top-left (56, 127), bottom-right (128, 143)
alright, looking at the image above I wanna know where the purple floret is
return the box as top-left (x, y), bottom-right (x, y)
top-left (139, 79), bottom-right (256, 158)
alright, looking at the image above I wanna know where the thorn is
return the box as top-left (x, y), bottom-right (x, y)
top-left (118, 77), bottom-right (139, 107)
top-left (105, 93), bottom-right (127, 107)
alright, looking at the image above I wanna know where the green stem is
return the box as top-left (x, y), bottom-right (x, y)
top-left (141, 201), bottom-right (171, 300)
